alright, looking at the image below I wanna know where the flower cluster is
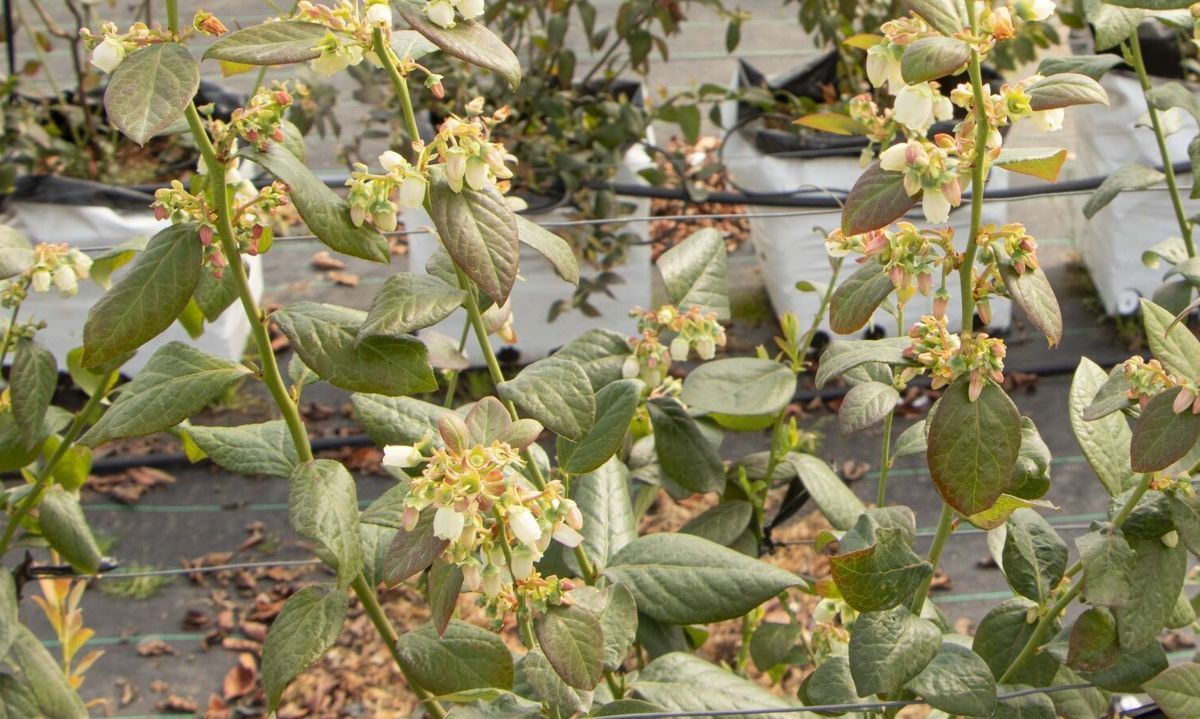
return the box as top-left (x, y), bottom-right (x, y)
top-left (828, 223), bottom-right (956, 310)
top-left (901, 315), bottom-right (1006, 400)
top-left (346, 102), bottom-right (514, 231)
top-left (846, 95), bottom-right (896, 146)
top-left (231, 84), bottom-right (295, 151)
top-left (81, 21), bottom-right (172, 73)
top-left (154, 177), bottom-right (290, 267)
top-left (382, 405), bottom-right (581, 618)
top-left (425, 0), bottom-right (485, 29)
top-left (879, 138), bottom-right (961, 223)
top-left (293, 0), bottom-right (399, 76)
top-left (621, 304), bottom-right (726, 386)
top-left (11, 244), bottom-right (93, 300)
top-left (1122, 357), bottom-right (1181, 410)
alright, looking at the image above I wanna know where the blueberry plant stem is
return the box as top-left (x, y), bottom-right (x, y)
top-left (997, 473), bottom-right (1152, 683)
top-left (0, 302), bottom-right (21, 370)
top-left (0, 368), bottom-right (117, 558)
top-left (1129, 31), bottom-right (1194, 258)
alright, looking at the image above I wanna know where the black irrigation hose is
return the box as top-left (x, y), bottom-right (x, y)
top-left (59, 350), bottom-right (1142, 477)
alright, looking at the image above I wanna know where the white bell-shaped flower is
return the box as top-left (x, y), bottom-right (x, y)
top-left (508, 506), bottom-right (543, 546)
top-left (432, 506), bottom-right (465, 540)
top-left (91, 37), bottom-right (126, 73)
top-left (382, 445), bottom-right (422, 468)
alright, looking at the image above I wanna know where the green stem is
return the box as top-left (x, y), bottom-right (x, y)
top-left (997, 474), bottom-right (1153, 683)
top-left (165, 0), bottom-right (179, 35)
top-left (908, 503), bottom-right (954, 615)
top-left (352, 575), bottom-right (447, 719)
top-left (375, 27), bottom-right (422, 152)
top-left (1130, 32), bottom-right (1195, 258)
top-left (960, 55), bottom-right (989, 325)
top-left (441, 322), bottom-right (472, 409)
top-left (0, 303), bottom-right (22, 372)
top-left (0, 368), bottom-right (117, 558)
top-left (875, 412), bottom-right (894, 508)
top-left (182, 104), bottom-right (313, 464)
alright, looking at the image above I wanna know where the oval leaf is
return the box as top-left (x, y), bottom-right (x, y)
top-left (498, 356), bottom-right (595, 441)
top-left (104, 42), bottom-right (199, 145)
top-left (1026, 73), bottom-right (1110, 111)
top-left (829, 260), bottom-right (895, 335)
top-left (262, 585), bottom-right (348, 712)
top-left (429, 179), bottom-right (520, 305)
top-left (535, 604), bottom-right (605, 690)
top-left (900, 36), bottom-right (970, 84)
top-left (396, 620), bottom-right (515, 695)
top-left (203, 20), bottom-right (329, 65)
top-left (1131, 388), bottom-right (1200, 473)
top-left (682, 358), bottom-right (795, 417)
top-left (841, 163), bottom-right (917, 236)
top-left (395, 1), bottom-right (521, 87)
top-left (289, 460), bottom-right (363, 587)
top-left (838, 381), bottom-right (899, 434)
top-left (357, 273), bottom-right (466, 343)
top-left (927, 379), bottom-right (1022, 516)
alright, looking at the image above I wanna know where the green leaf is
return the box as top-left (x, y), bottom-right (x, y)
top-left (905, 0), bottom-right (964, 35)
top-left (429, 558), bottom-right (463, 636)
top-left (262, 584), bottom-right (348, 711)
top-left (900, 36), bottom-right (970, 84)
top-left (656, 228), bottom-right (729, 321)
top-left (1104, 0), bottom-right (1193, 8)
top-left (104, 43), bottom-right (199, 145)
top-left (382, 507), bottom-right (448, 584)
top-left (203, 20), bottom-right (329, 65)
top-left (1067, 607), bottom-right (1119, 672)
top-left (0, 407), bottom-right (68, 472)
top-left (816, 337), bottom-right (910, 388)
top-left (632, 653), bottom-right (792, 719)
top-left (1148, 81), bottom-right (1200, 124)
top-left (603, 534), bottom-right (803, 625)
top-left (1131, 388), bottom-right (1200, 473)
top-left (555, 329), bottom-right (633, 392)
top-left (38, 487), bottom-right (102, 574)
top-left (1026, 73), bottom-right (1110, 112)
top-left (242, 144), bottom-right (388, 263)
top-left (79, 342), bottom-right (250, 446)
top-left (517, 216), bottom-right (579, 286)
top-left (9, 339), bottom-right (55, 444)
top-left (849, 606), bottom-right (940, 696)
top-left (838, 381), bottom-right (899, 434)
top-left (993, 684), bottom-right (1056, 719)
top-left (682, 358), bottom-right (794, 418)
top-left (193, 264), bottom-right (239, 322)
top-left (352, 394), bottom-right (451, 448)
top-left (1002, 509), bottom-right (1069, 605)
top-left (646, 398), bottom-right (725, 494)
top-left (1083, 164), bottom-right (1164, 219)
top-left (273, 302), bottom-right (435, 396)
top-left (0, 569), bottom-right (16, 660)
top-left (1075, 525), bottom-right (1135, 607)
top-left (906, 642), bottom-right (998, 716)
top-left (186, 421), bottom-right (299, 477)
top-left (0, 674), bottom-right (39, 719)
top-left (973, 598), bottom-right (1059, 684)
top-left (1069, 359), bottom-right (1135, 496)
top-left (1002, 264), bottom-right (1063, 347)
top-left (0, 227), bottom-right (33, 279)
top-left (1142, 299), bottom-right (1200, 378)
top-left (1083, 366), bottom-right (1135, 421)
top-left (395, 0), bottom-right (522, 87)
top-left (830, 527), bottom-right (932, 612)
top-left (892, 420), bottom-right (927, 459)
top-left (1086, 0), bottom-right (1145, 51)
top-left (558, 379), bottom-right (641, 474)
top-left (927, 380), bottom-right (1022, 516)
top-left (802, 655), bottom-right (857, 707)
top-left (749, 622), bottom-right (802, 672)
top-left (88, 236), bottom-right (147, 291)
top-left (81, 223), bottom-right (202, 368)
top-left (1037, 54), bottom-right (1125, 80)
top-left (1145, 662), bottom-right (1200, 718)
top-left (1168, 490), bottom-right (1200, 557)
top-left (498, 357), bottom-right (594, 441)
top-left (522, 649), bottom-right (592, 715)
top-left (568, 458), bottom-right (636, 574)
top-left (680, 501), bottom-right (754, 547)
top-left (289, 460), bottom-right (363, 587)
top-left (994, 147), bottom-right (1069, 183)
top-left (829, 260), bottom-right (896, 335)
top-left (571, 584), bottom-right (638, 672)
top-left (429, 179), bottom-right (519, 305)
top-left (10, 625), bottom-right (87, 719)
top-left (841, 163), bottom-right (917, 236)
top-left (788, 453), bottom-right (866, 531)
top-left (397, 620), bottom-right (515, 695)
top-left (1114, 537), bottom-right (1187, 649)
top-left (357, 273), bottom-right (465, 343)
top-left (1079, 640), bottom-right (1168, 692)
top-left (535, 604), bottom-right (604, 690)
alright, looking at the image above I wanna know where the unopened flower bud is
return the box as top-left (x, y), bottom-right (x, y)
top-left (621, 355), bottom-right (640, 379)
top-left (402, 505), bottom-right (420, 532)
top-left (399, 174), bottom-right (428, 209)
top-left (373, 207), bottom-right (398, 233)
top-left (695, 336), bottom-right (716, 360)
top-left (445, 149), bottom-right (468, 192)
top-left (465, 156), bottom-right (489, 191)
top-left (382, 445), bottom-right (423, 468)
top-left (53, 265), bottom-right (78, 296)
top-left (669, 336), bottom-right (689, 362)
top-left (365, 2), bottom-right (392, 27)
top-left (511, 545), bottom-right (536, 580)
top-left (481, 565), bottom-right (503, 597)
top-left (30, 269), bottom-right (51, 293)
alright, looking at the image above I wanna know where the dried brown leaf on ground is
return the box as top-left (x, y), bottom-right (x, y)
top-left (222, 653), bottom-right (258, 701)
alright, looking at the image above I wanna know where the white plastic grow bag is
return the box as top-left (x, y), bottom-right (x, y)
top-left (406, 141), bottom-right (655, 365)
top-left (1072, 70), bottom-right (1199, 315)
top-left (4, 201), bottom-right (261, 374)
top-left (719, 99), bottom-right (1012, 337)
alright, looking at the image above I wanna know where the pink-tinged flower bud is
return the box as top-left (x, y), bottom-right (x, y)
top-left (1174, 388), bottom-right (1196, 414)
top-left (669, 336), bottom-right (689, 362)
top-left (943, 177), bottom-right (962, 207)
top-left (401, 505), bottom-right (420, 532)
top-left (977, 299), bottom-right (992, 326)
top-left (508, 506), bottom-right (542, 546)
top-left (432, 506), bottom-right (465, 540)
top-left (888, 265), bottom-right (905, 288)
top-left (969, 372), bottom-right (984, 401)
top-left (154, 205), bottom-right (168, 221)
top-left (565, 503), bottom-right (583, 531)
top-left (918, 272), bottom-right (932, 295)
top-left (933, 293), bottom-right (949, 318)
top-left (199, 225), bottom-right (214, 246)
